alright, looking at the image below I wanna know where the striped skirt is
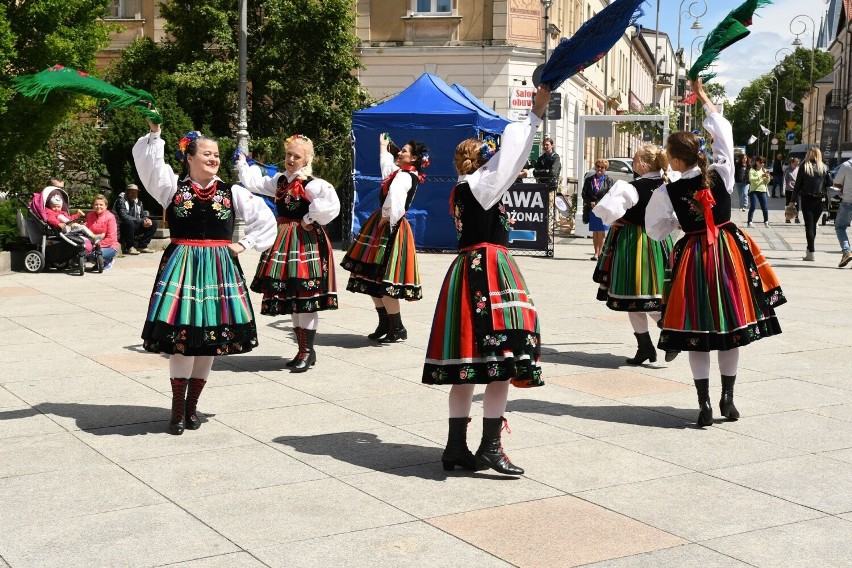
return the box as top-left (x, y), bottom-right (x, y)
top-left (658, 223), bottom-right (786, 352)
top-left (593, 223), bottom-right (674, 311)
top-left (341, 210), bottom-right (422, 300)
top-left (142, 243), bottom-right (258, 356)
top-left (422, 244), bottom-right (543, 388)
top-left (250, 221), bottom-right (338, 315)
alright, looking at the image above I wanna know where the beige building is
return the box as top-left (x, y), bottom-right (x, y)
top-left (97, 0), bottom-right (165, 69)
top-left (355, 1), bottom-right (672, 180)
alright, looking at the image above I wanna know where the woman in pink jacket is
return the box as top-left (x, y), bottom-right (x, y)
top-left (85, 194), bottom-right (120, 270)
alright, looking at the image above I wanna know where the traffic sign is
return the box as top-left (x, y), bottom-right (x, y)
top-left (786, 131), bottom-right (796, 142)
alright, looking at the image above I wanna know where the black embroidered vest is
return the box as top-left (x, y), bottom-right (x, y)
top-left (380, 171), bottom-right (420, 211)
top-left (621, 177), bottom-right (665, 226)
top-left (666, 171), bottom-right (732, 233)
top-left (166, 180), bottom-right (235, 240)
top-left (275, 176), bottom-right (314, 219)
top-left (452, 181), bottom-right (510, 249)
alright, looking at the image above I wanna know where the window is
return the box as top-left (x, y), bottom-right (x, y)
top-left (416, 0), bottom-right (451, 13)
top-left (104, 0), bottom-right (138, 19)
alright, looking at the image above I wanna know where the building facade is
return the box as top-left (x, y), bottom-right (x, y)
top-left (98, 0), bottom-right (165, 68)
top-left (355, 0), bottom-right (673, 182)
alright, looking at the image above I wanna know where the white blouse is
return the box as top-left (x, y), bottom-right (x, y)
top-left (645, 107), bottom-right (735, 241)
top-left (235, 160), bottom-right (341, 227)
top-left (459, 113), bottom-right (543, 211)
top-left (132, 132), bottom-right (277, 252)
top-left (379, 149), bottom-right (413, 226)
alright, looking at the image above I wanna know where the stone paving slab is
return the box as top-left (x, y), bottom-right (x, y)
top-left (0, 209), bottom-right (850, 567)
top-left (251, 521), bottom-right (513, 568)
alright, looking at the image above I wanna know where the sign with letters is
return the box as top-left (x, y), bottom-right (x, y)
top-left (504, 183), bottom-right (550, 251)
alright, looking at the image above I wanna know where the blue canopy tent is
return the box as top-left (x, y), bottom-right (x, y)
top-left (350, 73), bottom-right (510, 249)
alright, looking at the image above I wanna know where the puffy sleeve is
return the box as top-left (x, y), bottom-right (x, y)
top-left (132, 132), bottom-right (178, 208)
top-left (645, 184), bottom-right (679, 240)
top-left (382, 172), bottom-right (412, 226)
top-left (236, 161), bottom-right (283, 198)
top-left (380, 149), bottom-right (398, 179)
top-left (230, 185), bottom-right (277, 252)
top-left (304, 178), bottom-right (340, 226)
top-left (703, 108), bottom-right (734, 194)
top-left (592, 180), bottom-right (639, 225)
top-left (468, 113), bottom-right (542, 210)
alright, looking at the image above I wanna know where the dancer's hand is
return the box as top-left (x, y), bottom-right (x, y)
top-left (531, 84), bottom-right (552, 119)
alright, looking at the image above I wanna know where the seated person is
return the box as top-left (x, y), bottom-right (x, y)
top-left (113, 183), bottom-right (157, 254)
top-left (44, 193), bottom-right (103, 242)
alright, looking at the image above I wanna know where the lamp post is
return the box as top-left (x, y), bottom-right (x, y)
top-left (676, 0), bottom-right (707, 129)
top-left (541, 0), bottom-right (553, 138)
top-left (768, 74), bottom-right (780, 150)
top-left (791, 14), bottom-right (816, 144)
top-left (688, 35), bottom-right (706, 130)
top-left (235, 0), bottom-right (249, 161)
top-left (765, 88), bottom-right (773, 157)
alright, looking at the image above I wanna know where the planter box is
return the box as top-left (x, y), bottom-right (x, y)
top-left (0, 251), bottom-right (10, 275)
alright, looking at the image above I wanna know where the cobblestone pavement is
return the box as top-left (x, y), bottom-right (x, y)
top-left (0, 199), bottom-right (849, 568)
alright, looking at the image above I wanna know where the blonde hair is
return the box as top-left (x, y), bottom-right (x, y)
top-left (92, 194), bottom-right (109, 207)
top-left (594, 158), bottom-right (609, 169)
top-left (454, 139), bottom-right (487, 175)
top-left (802, 146), bottom-right (827, 177)
top-left (286, 136), bottom-right (315, 178)
top-left (633, 144), bottom-right (668, 176)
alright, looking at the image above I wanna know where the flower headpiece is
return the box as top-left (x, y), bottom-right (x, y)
top-left (692, 130), bottom-right (707, 154)
top-left (176, 131), bottom-right (202, 161)
top-left (285, 134), bottom-right (311, 145)
top-left (480, 135), bottom-right (498, 161)
top-left (419, 151), bottom-right (431, 170)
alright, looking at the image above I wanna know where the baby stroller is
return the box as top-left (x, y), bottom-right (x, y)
top-left (21, 186), bottom-right (102, 274)
top-left (821, 189), bottom-right (842, 226)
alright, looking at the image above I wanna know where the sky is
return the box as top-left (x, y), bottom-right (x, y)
top-left (638, 0), bottom-right (832, 101)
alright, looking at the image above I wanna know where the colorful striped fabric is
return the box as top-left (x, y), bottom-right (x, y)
top-left (658, 224), bottom-right (785, 352)
top-left (250, 220), bottom-right (338, 314)
top-left (142, 243), bottom-right (258, 355)
top-left (422, 245), bottom-right (542, 388)
top-left (341, 210), bottom-right (422, 300)
top-left (593, 224), bottom-right (674, 311)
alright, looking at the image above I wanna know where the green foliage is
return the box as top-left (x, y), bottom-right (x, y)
top-left (0, 0), bottom-right (113, 179)
top-left (107, 0), bottom-right (366, 190)
top-left (4, 117), bottom-right (106, 209)
top-left (0, 199), bottom-right (24, 250)
top-left (616, 106), bottom-right (680, 144)
top-left (729, 48), bottom-right (834, 148)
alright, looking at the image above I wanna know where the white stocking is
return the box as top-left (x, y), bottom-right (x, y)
top-left (169, 354), bottom-right (195, 378)
top-left (688, 351), bottom-right (711, 380)
top-left (448, 384), bottom-right (475, 418)
top-left (482, 381), bottom-right (510, 419)
top-left (627, 312), bottom-right (649, 333)
top-left (296, 312), bottom-right (319, 331)
top-left (191, 356), bottom-right (214, 380)
top-left (718, 348), bottom-right (740, 376)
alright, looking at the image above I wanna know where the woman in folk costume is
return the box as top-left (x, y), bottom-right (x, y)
top-left (236, 135), bottom-right (340, 373)
top-left (591, 144), bottom-right (677, 365)
top-left (646, 78), bottom-right (785, 427)
top-left (422, 85), bottom-right (551, 476)
top-left (341, 134), bottom-right (430, 342)
top-left (133, 119), bottom-right (277, 435)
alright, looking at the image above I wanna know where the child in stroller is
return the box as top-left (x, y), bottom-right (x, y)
top-left (44, 192), bottom-right (104, 243)
top-left (22, 185), bottom-right (103, 274)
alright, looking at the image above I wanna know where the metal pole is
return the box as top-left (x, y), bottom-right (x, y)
top-left (235, 0), bottom-right (249, 157)
top-left (542, 1), bottom-right (551, 137)
top-left (652, 0), bottom-right (660, 106)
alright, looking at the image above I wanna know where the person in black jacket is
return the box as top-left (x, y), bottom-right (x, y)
top-left (733, 153), bottom-right (750, 211)
top-left (770, 153), bottom-right (784, 198)
top-left (113, 184), bottom-right (157, 254)
top-left (793, 147), bottom-right (833, 261)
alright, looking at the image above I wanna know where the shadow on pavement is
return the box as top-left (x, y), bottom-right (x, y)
top-left (507, 398), bottom-right (695, 430)
top-left (539, 347), bottom-right (668, 370)
top-left (273, 431), bottom-right (518, 480)
top-left (0, 403), bottom-right (177, 435)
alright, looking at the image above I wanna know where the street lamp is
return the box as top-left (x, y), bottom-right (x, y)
top-left (541, 0), bottom-right (553, 138)
top-left (768, 74), bottom-right (780, 148)
top-left (790, 14), bottom-right (816, 143)
top-left (235, 0), bottom-right (249, 162)
top-left (676, 0), bottom-right (707, 129)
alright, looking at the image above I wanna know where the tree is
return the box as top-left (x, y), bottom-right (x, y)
top-left (616, 106), bottom-right (680, 144)
top-left (0, 0), bottom-right (113, 188)
top-left (106, 0), bottom-right (367, 190)
top-left (729, 48), bottom-right (833, 149)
